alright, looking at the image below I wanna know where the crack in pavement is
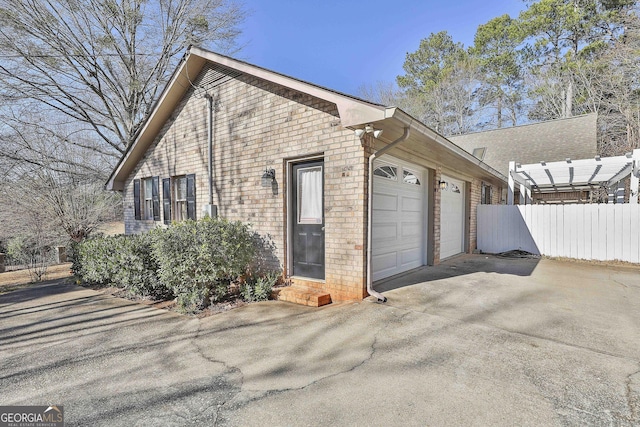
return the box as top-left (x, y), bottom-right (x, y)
top-left (194, 308), bottom-right (411, 424)
top-left (625, 367), bottom-right (640, 423)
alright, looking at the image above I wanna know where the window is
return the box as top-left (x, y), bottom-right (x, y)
top-left (403, 169), bottom-right (421, 185)
top-left (143, 178), bottom-right (154, 219)
top-left (134, 174), bottom-right (194, 222)
top-left (481, 184), bottom-right (492, 204)
top-left (373, 164), bottom-right (397, 180)
top-left (133, 177), bottom-right (159, 221)
top-left (297, 166), bottom-right (323, 224)
top-left (173, 174), bottom-right (196, 221)
top-left (173, 176), bottom-right (188, 221)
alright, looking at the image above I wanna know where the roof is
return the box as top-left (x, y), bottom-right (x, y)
top-left (448, 114), bottom-right (598, 178)
top-left (107, 47), bottom-right (507, 191)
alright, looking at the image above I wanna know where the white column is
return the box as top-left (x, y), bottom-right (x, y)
top-left (508, 161), bottom-right (515, 205)
top-left (631, 149), bottom-right (640, 205)
top-left (519, 184), bottom-right (526, 205)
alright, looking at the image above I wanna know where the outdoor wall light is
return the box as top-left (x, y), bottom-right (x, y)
top-left (354, 124), bottom-right (383, 139)
top-left (261, 168), bottom-right (276, 187)
top-left (439, 180), bottom-right (448, 191)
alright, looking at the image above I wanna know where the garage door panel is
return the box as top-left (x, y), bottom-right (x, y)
top-left (402, 195), bottom-right (422, 212)
top-left (373, 193), bottom-right (397, 211)
top-left (400, 248), bottom-right (422, 267)
top-left (401, 221), bottom-right (421, 238)
top-left (373, 222), bottom-right (397, 242)
top-left (373, 251), bottom-right (397, 272)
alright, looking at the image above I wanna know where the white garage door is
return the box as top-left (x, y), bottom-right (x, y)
top-left (440, 174), bottom-right (465, 259)
top-left (372, 157), bottom-right (426, 281)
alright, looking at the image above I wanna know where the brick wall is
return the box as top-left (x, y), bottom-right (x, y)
top-left (468, 178), bottom-right (482, 254)
top-left (123, 68), bottom-right (368, 300)
top-left (432, 167), bottom-right (442, 264)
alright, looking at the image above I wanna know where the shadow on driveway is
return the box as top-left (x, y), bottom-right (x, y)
top-left (374, 253), bottom-right (540, 293)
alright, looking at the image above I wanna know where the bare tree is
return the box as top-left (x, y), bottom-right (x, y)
top-left (0, 0), bottom-right (246, 165)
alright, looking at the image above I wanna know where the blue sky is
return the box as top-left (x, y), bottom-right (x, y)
top-left (237, 0), bottom-right (527, 96)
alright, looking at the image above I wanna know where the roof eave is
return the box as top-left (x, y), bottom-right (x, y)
top-left (387, 108), bottom-right (507, 185)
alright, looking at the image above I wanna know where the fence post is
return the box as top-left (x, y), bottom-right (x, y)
top-left (0, 253), bottom-right (5, 273)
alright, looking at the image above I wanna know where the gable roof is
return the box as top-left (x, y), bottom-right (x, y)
top-left (107, 47), bottom-right (507, 191)
top-left (106, 47), bottom-right (391, 191)
top-left (448, 114), bottom-right (598, 177)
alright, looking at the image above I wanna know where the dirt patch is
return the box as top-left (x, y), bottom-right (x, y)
top-left (0, 263), bottom-right (73, 288)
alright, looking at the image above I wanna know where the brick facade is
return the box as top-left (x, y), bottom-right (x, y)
top-left (124, 68), bottom-right (368, 301)
top-left (121, 63), bottom-right (503, 302)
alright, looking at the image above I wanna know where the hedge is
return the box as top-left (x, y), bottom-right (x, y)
top-left (72, 218), bottom-right (280, 313)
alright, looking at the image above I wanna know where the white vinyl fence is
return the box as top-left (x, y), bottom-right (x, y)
top-left (477, 204), bottom-right (640, 263)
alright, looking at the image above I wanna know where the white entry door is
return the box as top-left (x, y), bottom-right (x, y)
top-left (440, 174), bottom-right (465, 259)
top-left (372, 157), bottom-right (426, 281)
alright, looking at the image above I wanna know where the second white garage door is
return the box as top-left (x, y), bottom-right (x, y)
top-left (440, 174), bottom-right (465, 259)
top-left (372, 157), bottom-right (426, 281)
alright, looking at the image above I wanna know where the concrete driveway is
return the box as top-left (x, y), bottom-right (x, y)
top-left (1, 255), bottom-right (639, 426)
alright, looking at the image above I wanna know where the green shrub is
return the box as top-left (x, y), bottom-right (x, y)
top-left (240, 272), bottom-right (279, 302)
top-left (72, 234), bottom-right (170, 299)
top-left (111, 234), bottom-right (171, 299)
top-left (151, 217), bottom-right (256, 312)
top-left (71, 235), bottom-right (115, 286)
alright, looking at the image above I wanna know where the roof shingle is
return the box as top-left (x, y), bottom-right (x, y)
top-left (448, 114), bottom-right (598, 177)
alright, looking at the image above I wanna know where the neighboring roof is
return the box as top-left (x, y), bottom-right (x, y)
top-left (448, 114), bottom-right (598, 178)
top-left (107, 47), bottom-right (507, 191)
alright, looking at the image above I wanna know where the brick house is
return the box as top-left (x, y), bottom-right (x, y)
top-left (106, 47), bottom-right (506, 305)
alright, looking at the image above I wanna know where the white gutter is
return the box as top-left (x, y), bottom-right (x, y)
top-left (366, 126), bottom-right (411, 302)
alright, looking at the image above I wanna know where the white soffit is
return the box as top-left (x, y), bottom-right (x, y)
top-left (511, 151), bottom-right (639, 191)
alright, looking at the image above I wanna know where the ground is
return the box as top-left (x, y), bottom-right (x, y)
top-left (0, 263), bottom-right (72, 289)
top-left (1, 255), bottom-right (639, 426)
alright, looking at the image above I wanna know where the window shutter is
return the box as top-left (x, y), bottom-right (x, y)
top-left (162, 178), bottom-right (171, 225)
top-left (186, 174), bottom-right (196, 220)
top-left (152, 176), bottom-right (160, 221)
top-left (133, 179), bottom-right (141, 220)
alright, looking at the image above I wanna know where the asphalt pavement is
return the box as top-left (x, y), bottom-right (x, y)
top-left (1, 255), bottom-right (639, 426)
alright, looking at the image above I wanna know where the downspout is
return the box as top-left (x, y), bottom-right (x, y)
top-left (206, 94), bottom-right (214, 206)
top-left (367, 126), bottom-right (411, 302)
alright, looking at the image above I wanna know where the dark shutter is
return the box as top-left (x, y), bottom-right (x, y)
top-left (186, 174), bottom-right (196, 220)
top-left (133, 179), bottom-right (141, 220)
top-left (163, 178), bottom-right (171, 225)
top-left (152, 176), bottom-right (160, 221)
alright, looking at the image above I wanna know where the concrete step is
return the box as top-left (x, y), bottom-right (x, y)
top-left (277, 286), bottom-right (332, 307)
